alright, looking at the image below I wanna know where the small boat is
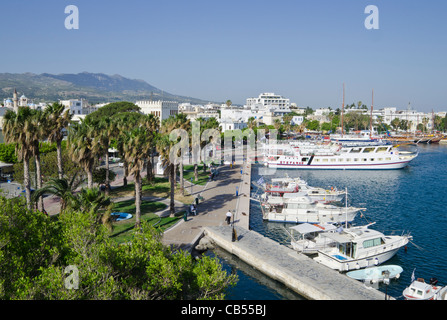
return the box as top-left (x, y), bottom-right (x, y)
top-left (403, 277), bottom-right (447, 300)
top-left (313, 223), bottom-right (412, 272)
top-left (347, 265), bottom-right (403, 283)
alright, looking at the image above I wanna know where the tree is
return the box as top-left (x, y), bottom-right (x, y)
top-left (391, 118), bottom-right (401, 131)
top-left (67, 119), bottom-right (101, 189)
top-left (0, 196), bottom-right (237, 300)
top-left (2, 108), bottom-right (36, 209)
top-left (44, 102), bottom-right (73, 179)
top-left (112, 112), bottom-right (146, 187)
top-left (122, 126), bottom-right (151, 228)
top-left (225, 100), bottom-right (232, 107)
top-left (95, 117), bottom-right (116, 195)
top-left (141, 114), bottom-right (160, 183)
top-left (32, 176), bottom-right (79, 212)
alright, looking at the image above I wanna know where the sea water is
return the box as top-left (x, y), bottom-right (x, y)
top-left (222, 143), bottom-right (447, 300)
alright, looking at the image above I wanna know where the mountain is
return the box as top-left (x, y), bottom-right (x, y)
top-left (0, 72), bottom-right (213, 105)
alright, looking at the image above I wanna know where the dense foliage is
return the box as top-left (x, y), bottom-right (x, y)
top-left (0, 196), bottom-right (237, 300)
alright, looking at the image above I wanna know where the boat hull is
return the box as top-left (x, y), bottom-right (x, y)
top-left (266, 161), bottom-right (412, 170)
top-left (314, 247), bottom-right (402, 272)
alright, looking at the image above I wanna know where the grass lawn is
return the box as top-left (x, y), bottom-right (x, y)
top-left (183, 164), bottom-right (217, 186)
top-left (109, 198), bottom-right (183, 244)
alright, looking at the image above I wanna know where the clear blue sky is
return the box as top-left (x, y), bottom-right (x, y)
top-left (1, 0), bottom-right (446, 112)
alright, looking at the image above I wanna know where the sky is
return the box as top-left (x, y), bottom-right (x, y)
top-left (1, 0), bottom-right (446, 112)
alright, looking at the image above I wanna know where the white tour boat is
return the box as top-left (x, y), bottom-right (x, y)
top-left (313, 224), bottom-right (412, 272)
top-left (403, 277), bottom-right (447, 300)
top-left (260, 192), bottom-right (364, 224)
top-left (262, 141), bottom-right (418, 170)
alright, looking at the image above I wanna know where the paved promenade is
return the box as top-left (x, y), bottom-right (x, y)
top-left (161, 163), bottom-right (251, 251)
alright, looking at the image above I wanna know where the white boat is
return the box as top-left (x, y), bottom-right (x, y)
top-left (403, 277), bottom-right (447, 300)
top-left (288, 222), bottom-right (340, 254)
top-left (313, 224), bottom-right (412, 272)
top-left (262, 176), bottom-right (345, 203)
top-left (262, 141), bottom-right (418, 170)
top-left (260, 192), bottom-right (364, 224)
top-left (346, 265), bottom-right (403, 283)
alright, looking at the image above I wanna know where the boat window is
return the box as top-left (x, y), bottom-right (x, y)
top-left (346, 158), bottom-right (351, 162)
top-left (363, 147), bottom-right (375, 153)
top-left (350, 148), bottom-right (361, 153)
top-left (322, 159), bottom-right (328, 162)
top-left (354, 158), bottom-right (359, 162)
top-left (302, 157), bottom-right (308, 162)
top-left (363, 238), bottom-right (382, 248)
top-left (331, 159), bottom-right (336, 162)
top-left (377, 147), bottom-right (388, 153)
top-left (386, 157), bottom-right (391, 160)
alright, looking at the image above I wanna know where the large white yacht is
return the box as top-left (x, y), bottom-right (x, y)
top-left (313, 223), bottom-right (412, 272)
top-left (262, 141), bottom-right (418, 170)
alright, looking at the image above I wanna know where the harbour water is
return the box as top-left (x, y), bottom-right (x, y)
top-left (220, 143), bottom-right (447, 300)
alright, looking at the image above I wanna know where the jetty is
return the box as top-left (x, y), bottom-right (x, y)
top-left (161, 160), bottom-right (390, 300)
top-left (203, 225), bottom-right (387, 300)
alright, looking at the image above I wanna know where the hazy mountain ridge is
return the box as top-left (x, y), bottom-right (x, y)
top-left (0, 72), bottom-right (212, 105)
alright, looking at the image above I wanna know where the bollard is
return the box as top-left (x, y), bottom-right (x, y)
top-left (236, 186), bottom-right (239, 197)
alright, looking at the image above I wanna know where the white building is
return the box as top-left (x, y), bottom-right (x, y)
top-left (246, 92), bottom-right (290, 109)
top-left (135, 100), bottom-right (179, 124)
top-left (60, 99), bottom-right (90, 116)
top-left (219, 119), bottom-right (247, 132)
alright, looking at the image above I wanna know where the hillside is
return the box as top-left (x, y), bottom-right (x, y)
top-left (0, 72), bottom-right (213, 105)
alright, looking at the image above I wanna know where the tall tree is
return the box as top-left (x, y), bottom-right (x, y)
top-left (29, 110), bottom-right (47, 212)
top-left (122, 126), bottom-right (150, 228)
top-left (2, 108), bottom-right (36, 209)
top-left (44, 102), bottom-right (73, 179)
top-left (67, 119), bottom-right (100, 189)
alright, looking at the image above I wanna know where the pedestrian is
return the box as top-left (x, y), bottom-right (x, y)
top-left (225, 210), bottom-right (232, 225)
top-left (190, 204), bottom-right (196, 216)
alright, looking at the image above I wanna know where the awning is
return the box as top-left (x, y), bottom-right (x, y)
top-left (320, 232), bottom-right (352, 244)
top-left (290, 223), bottom-right (337, 234)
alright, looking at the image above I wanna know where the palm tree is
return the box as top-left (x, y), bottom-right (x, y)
top-left (73, 187), bottom-right (112, 227)
top-left (44, 102), bottom-right (73, 179)
top-left (156, 133), bottom-right (176, 217)
top-left (29, 110), bottom-right (47, 212)
top-left (113, 112), bottom-right (145, 187)
top-left (2, 108), bottom-right (36, 209)
top-left (121, 126), bottom-right (150, 228)
top-left (32, 175), bottom-right (79, 212)
top-left (95, 117), bottom-right (116, 195)
top-left (141, 114), bottom-right (160, 182)
top-left (67, 119), bottom-right (100, 189)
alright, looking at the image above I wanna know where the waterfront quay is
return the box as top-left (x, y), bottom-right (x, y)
top-left (161, 162), bottom-right (250, 251)
top-left (163, 160), bottom-right (389, 300)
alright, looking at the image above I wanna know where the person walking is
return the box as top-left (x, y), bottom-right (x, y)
top-left (225, 210), bottom-right (232, 225)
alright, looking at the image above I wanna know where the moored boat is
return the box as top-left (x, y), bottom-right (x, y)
top-left (403, 277), bottom-right (447, 300)
top-left (262, 141), bottom-right (418, 170)
top-left (313, 224), bottom-right (412, 272)
top-left (260, 192), bottom-right (365, 224)
top-left (346, 265), bottom-right (403, 283)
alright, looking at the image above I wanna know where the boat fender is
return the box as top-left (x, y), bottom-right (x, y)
top-left (374, 258), bottom-right (379, 266)
top-left (355, 263), bottom-right (360, 270)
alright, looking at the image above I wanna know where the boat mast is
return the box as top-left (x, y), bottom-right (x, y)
top-left (370, 89), bottom-right (374, 139)
top-left (341, 83), bottom-right (345, 136)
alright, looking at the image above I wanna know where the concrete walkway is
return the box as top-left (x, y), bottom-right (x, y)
top-left (161, 163), bottom-right (250, 251)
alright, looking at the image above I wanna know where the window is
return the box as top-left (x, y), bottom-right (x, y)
top-left (363, 238), bottom-right (383, 248)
